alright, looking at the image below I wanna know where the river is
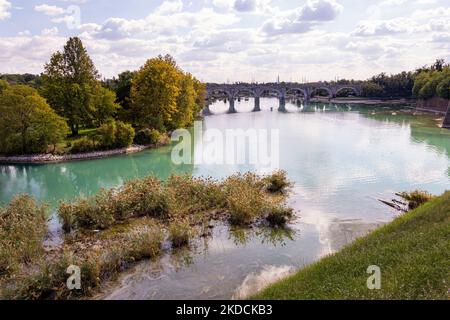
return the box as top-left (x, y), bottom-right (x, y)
top-left (1, 99), bottom-right (449, 299)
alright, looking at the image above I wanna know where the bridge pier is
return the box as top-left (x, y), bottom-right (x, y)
top-left (253, 96), bottom-right (261, 112)
top-left (228, 98), bottom-right (237, 113)
top-left (203, 104), bottom-right (212, 116)
top-left (443, 104), bottom-right (450, 128)
top-left (278, 96), bottom-right (286, 112)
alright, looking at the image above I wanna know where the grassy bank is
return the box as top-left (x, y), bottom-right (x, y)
top-left (253, 191), bottom-right (450, 300)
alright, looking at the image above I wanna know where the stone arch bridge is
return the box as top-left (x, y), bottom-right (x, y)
top-left (205, 83), bottom-right (362, 113)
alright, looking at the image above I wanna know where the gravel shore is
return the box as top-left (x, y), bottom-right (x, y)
top-left (0, 145), bottom-right (150, 164)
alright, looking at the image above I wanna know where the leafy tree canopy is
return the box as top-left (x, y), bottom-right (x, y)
top-left (41, 37), bottom-right (114, 136)
top-left (0, 84), bottom-right (68, 155)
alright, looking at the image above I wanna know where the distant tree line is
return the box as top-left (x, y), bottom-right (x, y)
top-left (0, 37), bottom-right (206, 155)
top-left (0, 74), bottom-right (42, 88)
top-left (412, 60), bottom-right (450, 100)
top-left (360, 59), bottom-right (449, 99)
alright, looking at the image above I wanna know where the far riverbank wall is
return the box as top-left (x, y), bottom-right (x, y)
top-left (416, 97), bottom-right (449, 114)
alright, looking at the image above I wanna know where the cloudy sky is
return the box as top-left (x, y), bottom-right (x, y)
top-left (0, 0), bottom-right (449, 82)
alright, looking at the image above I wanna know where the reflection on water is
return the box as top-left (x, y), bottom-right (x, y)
top-left (232, 265), bottom-right (295, 300)
top-left (0, 145), bottom-right (193, 206)
top-left (101, 219), bottom-right (383, 300)
top-left (1, 100), bottom-right (450, 299)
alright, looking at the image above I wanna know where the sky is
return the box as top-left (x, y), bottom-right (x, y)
top-left (0, 0), bottom-right (449, 83)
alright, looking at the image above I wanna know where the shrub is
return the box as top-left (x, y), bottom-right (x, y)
top-left (224, 173), bottom-right (267, 225)
top-left (166, 175), bottom-right (226, 216)
top-left (265, 205), bottom-right (294, 226)
top-left (70, 137), bottom-right (96, 153)
top-left (168, 220), bottom-right (193, 248)
top-left (126, 223), bottom-right (164, 259)
top-left (97, 120), bottom-right (117, 149)
top-left (96, 120), bottom-right (135, 150)
top-left (399, 190), bottom-right (434, 210)
top-left (58, 177), bottom-right (172, 232)
top-left (11, 252), bottom-right (100, 299)
top-left (264, 170), bottom-right (292, 193)
top-left (134, 128), bottom-right (161, 145)
top-left (117, 177), bottom-right (171, 219)
top-left (0, 195), bottom-right (47, 275)
top-left (58, 191), bottom-right (116, 232)
top-left (115, 121), bottom-right (135, 148)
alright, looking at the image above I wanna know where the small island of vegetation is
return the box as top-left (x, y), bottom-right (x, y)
top-left (0, 170), bottom-right (293, 299)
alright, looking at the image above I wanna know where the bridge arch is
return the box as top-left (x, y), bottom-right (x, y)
top-left (234, 88), bottom-right (257, 98)
top-left (233, 89), bottom-right (259, 113)
top-left (311, 87), bottom-right (333, 98)
top-left (286, 88), bottom-right (308, 98)
top-left (259, 87), bottom-right (282, 98)
top-left (209, 89), bottom-right (232, 100)
top-left (335, 86), bottom-right (360, 97)
top-left (206, 89), bottom-right (235, 114)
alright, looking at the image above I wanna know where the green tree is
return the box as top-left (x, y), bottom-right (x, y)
top-left (115, 121), bottom-right (135, 148)
top-left (41, 37), bottom-right (100, 136)
top-left (131, 56), bottom-right (182, 131)
top-left (413, 72), bottom-right (431, 98)
top-left (0, 85), bottom-right (68, 155)
top-left (97, 119), bottom-right (134, 149)
top-left (193, 78), bottom-right (206, 114)
top-left (362, 82), bottom-right (384, 97)
top-left (91, 84), bottom-right (119, 126)
top-left (436, 75), bottom-right (450, 99)
top-left (172, 73), bottom-right (197, 129)
top-left (417, 71), bottom-right (446, 100)
top-left (104, 71), bottom-right (135, 121)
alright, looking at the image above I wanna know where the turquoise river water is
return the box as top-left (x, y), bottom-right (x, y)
top-left (1, 99), bottom-right (449, 299)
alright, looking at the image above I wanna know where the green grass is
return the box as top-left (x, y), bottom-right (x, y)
top-left (253, 191), bottom-right (450, 300)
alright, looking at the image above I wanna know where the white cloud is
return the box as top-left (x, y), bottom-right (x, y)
top-left (0, 0), bottom-right (11, 20)
top-left (262, 0), bottom-right (343, 36)
top-left (352, 18), bottom-right (412, 36)
top-left (233, 0), bottom-right (270, 13)
top-left (41, 27), bottom-right (59, 36)
top-left (212, 0), bottom-right (270, 13)
top-left (379, 0), bottom-right (408, 6)
top-left (353, 7), bottom-right (450, 37)
top-left (298, 0), bottom-right (343, 21)
top-left (0, 0), bottom-right (448, 83)
top-left (154, 0), bottom-right (183, 15)
top-left (431, 33), bottom-right (450, 43)
top-left (34, 4), bottom-right (66, 16)
top-left (88, 7), bottom-right (240, 40)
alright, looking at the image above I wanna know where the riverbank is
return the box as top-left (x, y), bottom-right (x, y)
top-left (311, 97), bottom-right (416, 106)
top-left (0, 144), bottom-right (151, 164)
top-left (252, 191), bottom-right (450, 300)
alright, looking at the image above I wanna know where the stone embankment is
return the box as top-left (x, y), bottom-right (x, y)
top-left (0, 145), bottom-right (150, 164)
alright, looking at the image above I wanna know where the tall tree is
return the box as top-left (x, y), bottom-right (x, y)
top-left (0, 84), bottom-right (68, 155)
top-left (171, 73), bottom-right (196, 129)
top-left (193, 78), bottom-right (207, 114)
top-left (104, 71), bottom-right (135, 122)
top-left (41, 37), bottom-right (100, 135)
top-left (131, 56), bottom-right (182, 131)
top-left (91, 84), bottom-right (119, 127)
